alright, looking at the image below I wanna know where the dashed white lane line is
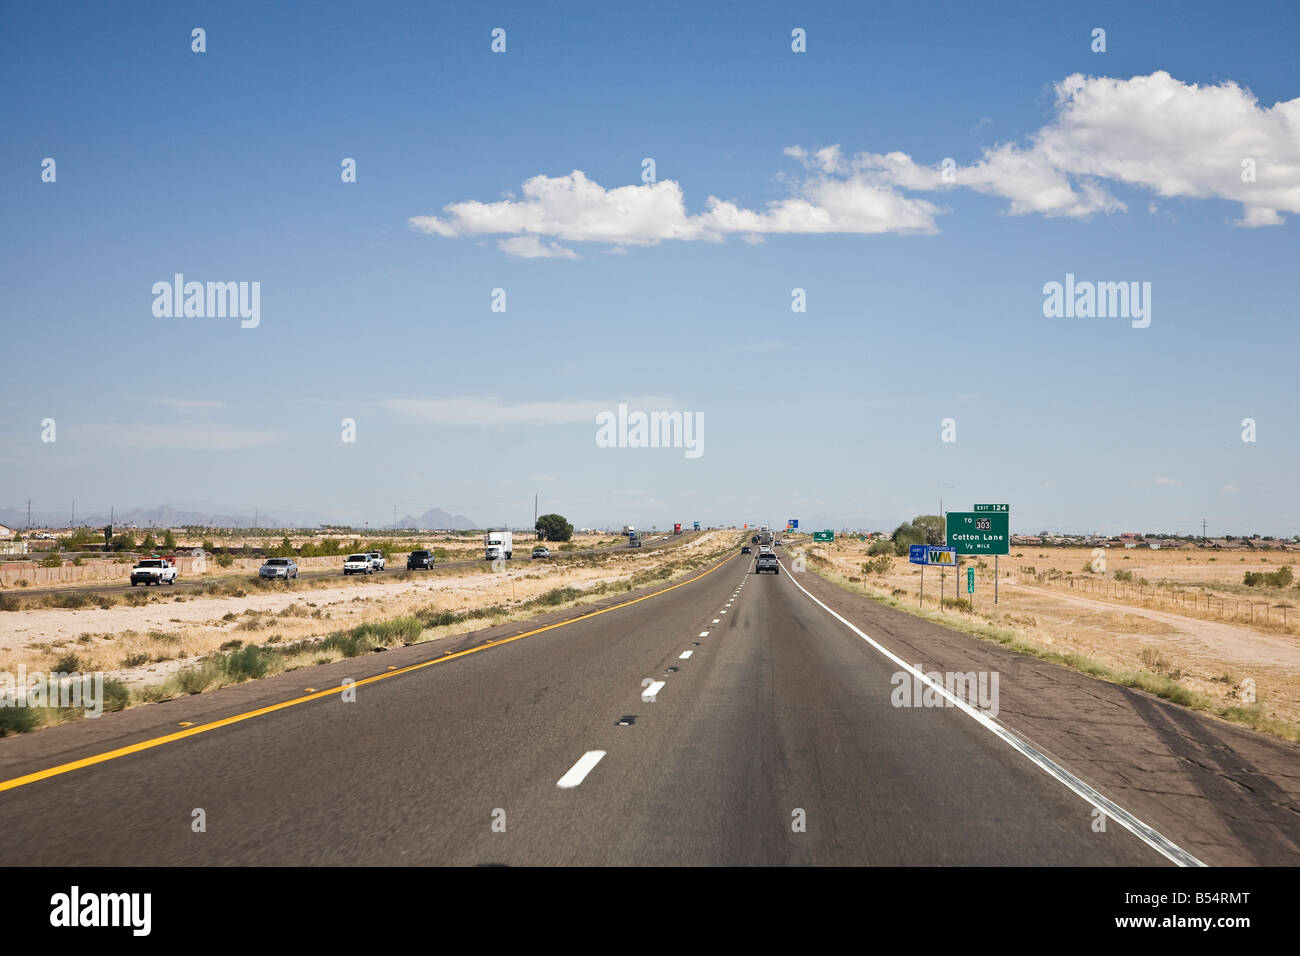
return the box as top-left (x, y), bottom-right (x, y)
top-left (698, 631), bottom-right (710, 637)
top-left (679, 650), bottom-right (693, 659)
top-left (641, 680), bottom-right (666, 702)
top-left (711, 619), bottom-right (720, 623)
top-left (556, 750), bottom-right (606, 788)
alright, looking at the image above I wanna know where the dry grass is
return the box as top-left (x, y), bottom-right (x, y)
top-left (800, 538), bottom-right (1300, 740)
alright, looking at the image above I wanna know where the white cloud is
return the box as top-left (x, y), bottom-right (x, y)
top-left (382, 395), bottom-right (677, 426)
top-left (726, 340), bottom-right (785, 353)
top-left (409, 165), bottom-right (942, 255)
top-left (1222, 485), bottom-right (1240, 493)
top-left (409, 72), bottom-right (1299, 258)
top-left (1136, 477), bottom-right (1183, 487)
top-left (908, 71), bottom-right (1300, 224)
top-left (497, 235), bottom-right (581, 259)
top-left (81, 423), bottom-right (281, 451)
top-left (152, 398), bottom-right (225, 411)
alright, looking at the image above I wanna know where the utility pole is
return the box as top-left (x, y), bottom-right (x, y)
top-left (1201, 518), bottom-right (1207, 541)
top-left (26, 498), bottom-right (32, 529)
top-left (71, 500), bottom-right (75, 528)
top-left (534, 494), bottom-right (538, 538)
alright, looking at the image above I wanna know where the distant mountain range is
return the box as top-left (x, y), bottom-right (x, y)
top-left (0, 502), bottom-right (480, 531)
top-left (395, 508), bottom-right (479, 531)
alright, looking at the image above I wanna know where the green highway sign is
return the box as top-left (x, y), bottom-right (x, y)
top-left (813, 530), bottom-right (834, 542)
top-left (973, 503), bottom-right (1009, 512)
top-left (946, 511), bottom-right (1009, 555)
top-left (967, 567), bottom-right (975, 593)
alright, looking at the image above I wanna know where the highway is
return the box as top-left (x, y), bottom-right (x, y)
top-left (11, 532), bottom-right (696, 599)
top-left (1, 548), bottom-right (1297, 866)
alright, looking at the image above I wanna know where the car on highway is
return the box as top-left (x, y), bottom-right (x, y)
top-left (758, 544), bottom-right (771, 554)
top-left (755, 553), bottom-right (779, 574)
top-left (532, 546), bottom-right (550, 559)
top-left (367, 550), bottom-right (385, 571)
top-left (258, 558), bottom-right (298, 580)
top-left (774, 540), bottom-right (783, 547)
top-left (130, 558), bottom-right (177, 586)
top-left (741, 545), bottom-right (752, 554)
top-left (344, 553), bottom-right (373, 575)
top-left (407, 550), bottom-right (435, 570)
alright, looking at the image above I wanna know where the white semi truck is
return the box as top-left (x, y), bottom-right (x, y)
top-left (485, 530), bottom-right (513, 561)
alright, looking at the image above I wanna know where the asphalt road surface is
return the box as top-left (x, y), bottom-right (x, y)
top-left (2, 548), bottom-right (1285, 865)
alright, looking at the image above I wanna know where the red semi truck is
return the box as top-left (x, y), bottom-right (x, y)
top-left (673, 523), bottom-right (682, 534)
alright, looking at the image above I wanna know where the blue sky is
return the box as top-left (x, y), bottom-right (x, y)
top-left (1, 0), bottom-right (1297, 534)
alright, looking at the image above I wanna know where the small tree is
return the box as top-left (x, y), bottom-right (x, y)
top-left (536, 513), bottom-right (574, 542)
top-left (163, 530), bottom-right (177, 550)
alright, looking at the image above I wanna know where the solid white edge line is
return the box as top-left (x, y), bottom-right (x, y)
top-left (556, 750), bottom-right (606, 788)
top-left (777, 557), bottom-right (1206, 868)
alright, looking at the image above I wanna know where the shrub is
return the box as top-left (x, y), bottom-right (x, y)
top-left (215, 553), bottom-right (234, 568)
top-left (101, 679), bottom-right (129, 712)
top-left (862, 556), bottom-right (892, 575)
top-left (41, 553), bottom-right (63, 568)
top-left (122, 652), bottom-right (150, 667)
top-left (0, 707), bottom-right (40, 736)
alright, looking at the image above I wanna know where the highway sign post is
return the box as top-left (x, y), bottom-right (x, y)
top-left (947, 509), bottom-right (1009, 606)
top-left (910, 545), bottom-right (929, 606)
top-left (789, 519), bottom-right (799, 529)
top-left (813, 530), bottom-right (834, 542)
top-left (971, 505), bottom-right (1009, 603)
top-left (967, 566), bottom-right (975, 610)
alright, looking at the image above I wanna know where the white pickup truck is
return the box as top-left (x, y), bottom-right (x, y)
top-left (130, 558), bottom-right (178, 586)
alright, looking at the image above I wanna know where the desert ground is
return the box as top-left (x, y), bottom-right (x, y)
top-left (799, 537), bottom-right (1300, 734)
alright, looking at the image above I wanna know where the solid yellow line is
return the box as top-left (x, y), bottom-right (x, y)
top-left (0, 550), bottom-right (738, 794)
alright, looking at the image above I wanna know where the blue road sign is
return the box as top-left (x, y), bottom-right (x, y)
top-left (789, 519), bottom-right (799, 528)
top-left (909, 545), bottom-right (930, 565)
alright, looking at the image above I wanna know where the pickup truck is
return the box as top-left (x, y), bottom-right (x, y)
top-left (367, 550), bottom-right (386, 571)
top-left (130, 558), bottom-right (178, 586)
top-left (755, 553), bottom-right (779, 574)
